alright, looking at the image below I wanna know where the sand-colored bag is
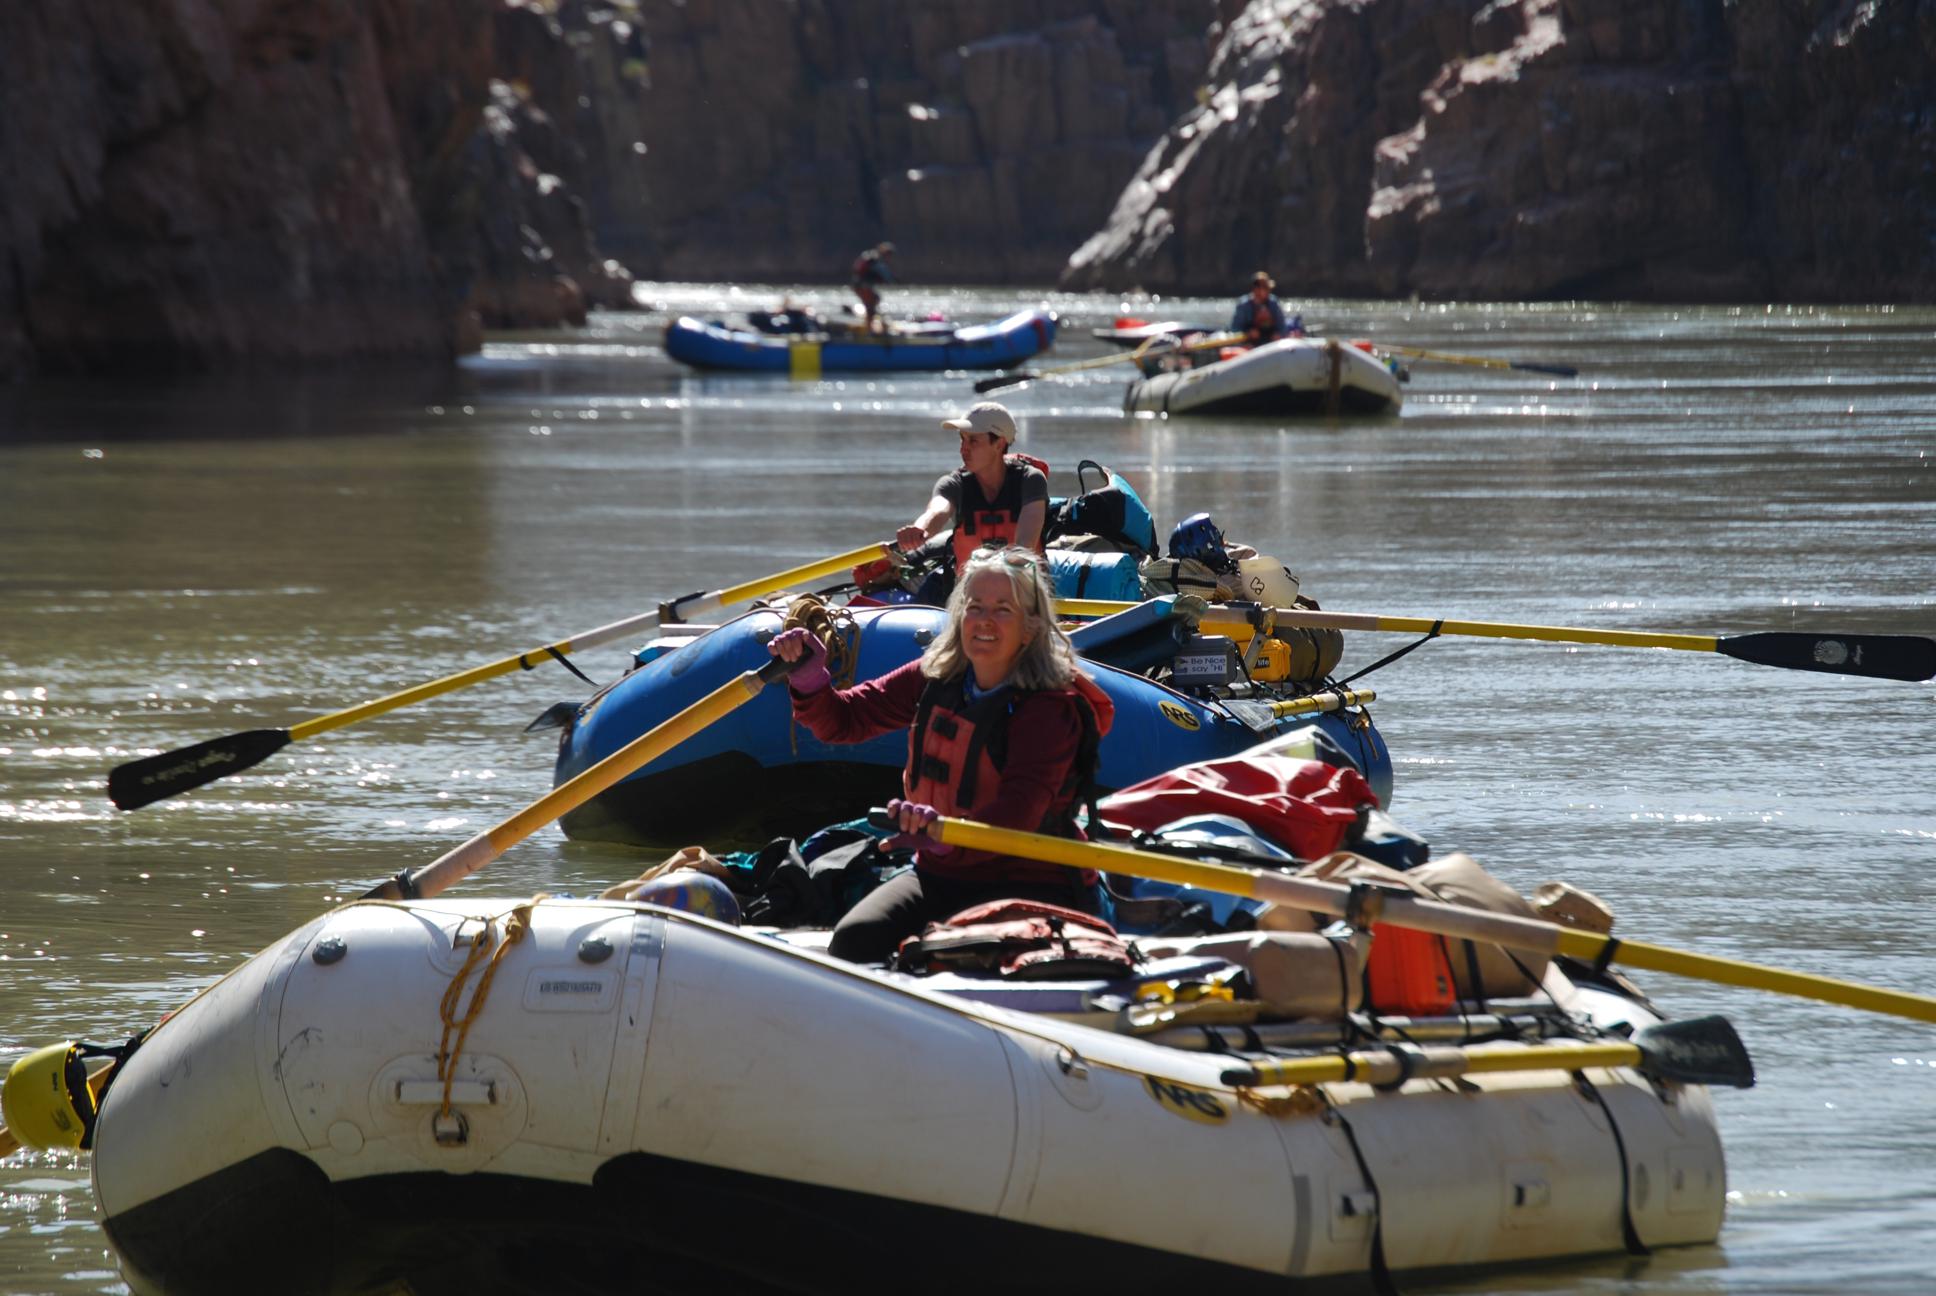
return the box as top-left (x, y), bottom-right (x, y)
top-left (1142, 930), bottom-right (1365, 1020)
top-left (599, 845), bottom-right (735, 900)
top-left (1259, 851), bottom-right (1549, 999)
top-left (1533, 880), bottom-right (1615, 934)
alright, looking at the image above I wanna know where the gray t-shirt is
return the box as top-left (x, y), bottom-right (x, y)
top-left (933, 461), bottom-right (1049, 519)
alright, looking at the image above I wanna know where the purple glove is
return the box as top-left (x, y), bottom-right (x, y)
top-left (885, 797), bottom-right (952, 855)
top-left (767, 626), bottom-right (830, 694)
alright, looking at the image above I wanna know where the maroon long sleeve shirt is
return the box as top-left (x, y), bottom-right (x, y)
top-left (790, 660), bottom-right (1088, 883)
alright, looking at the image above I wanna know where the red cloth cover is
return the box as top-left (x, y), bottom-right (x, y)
top-left (1097, 755), bottom-right (1378, 862)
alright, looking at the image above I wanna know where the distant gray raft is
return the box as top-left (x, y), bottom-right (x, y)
top-left (1125, 337), bottom-right (1403, 417)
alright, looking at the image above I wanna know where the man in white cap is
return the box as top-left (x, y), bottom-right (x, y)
top-left (897, 401), bottom-right (1048, 585)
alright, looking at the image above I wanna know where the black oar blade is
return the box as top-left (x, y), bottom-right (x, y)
top-left (523, 701), bottom-right (581, 734)
top-left (1718, 632), bottom-right (1936, 682)
top-left (973, 371), bottom-right (1033, 394)
top-left (1632, 1015), bottom-right (1755, 1089)
top-left (1513, 361), bottom-right (1578, 377)
top-left (1218, 699), bottom-right (1279, 734)
top-left (108, 728), bottom-right (292, 810)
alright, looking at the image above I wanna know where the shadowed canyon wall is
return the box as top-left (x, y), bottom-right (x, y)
top-left (3, 0), bottom-right (1928, 377)
top-left (603, 0), bottom-right (1220, 282)
top-left (0, 0), bottom-right (629, 378)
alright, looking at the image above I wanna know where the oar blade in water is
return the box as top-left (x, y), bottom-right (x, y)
top-left (108, 728), bottom-right (292, 810)
top-left (1717, 631), bottom-right (1936, 681)
top-left (974, 371), bottom-right (1033, 393)
top-left (1632, 1015), bottom-right (1756, 1089)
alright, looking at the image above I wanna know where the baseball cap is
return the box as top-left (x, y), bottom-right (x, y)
top-left (941, 401), bottom-right (1017, 443)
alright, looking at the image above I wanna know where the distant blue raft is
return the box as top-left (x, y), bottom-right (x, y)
top-left (553, 603), bottom-right (1392, 846)
top-left (663, 308), bottom-right (1057, 374)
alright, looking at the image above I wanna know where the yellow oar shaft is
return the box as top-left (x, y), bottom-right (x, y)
top-left (1263, 612), bottom-right (1718, 653)
top-left (929, 816), bottom-right (1936, 1024)
top-left (931, 818), bottom-right (1559, 952)
top-left (1239, 1040), bottom-right (1643, 1088)
top-left (1552, 931), bottom-right (1936, 1024)
top-left (395, 663), bottom-right (784, 901)
top-left (1053, 599), bottom-right (1719, 654)
top-left (289, 543), bottom-right (886, 741)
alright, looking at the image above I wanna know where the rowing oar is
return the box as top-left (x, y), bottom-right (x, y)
top-left (106, 544), bottom-right (888, 811)
top-left (1220, 1017), bottom-right (1754, 1089)
top-left (1053, 598), bottom-right (1936, 683)
top-left (1371, 343), bottom-right (1578, 378)
top-left (879, 813), bottom-right (1936, 1025)
top-left (975, 332), bottom-right (1244, 394)
top-left (362, 655), bottom-right (797, 903)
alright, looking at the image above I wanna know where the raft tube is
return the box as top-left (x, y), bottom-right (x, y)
top-left (553, 605), bottom-right (1392, 845)
top-left (664, 308), bottom-right (1056, 373)
top-left (88, 894), bottom-right (1726, 1295)
top-left (1124, 337), bottom-right (1402, 418)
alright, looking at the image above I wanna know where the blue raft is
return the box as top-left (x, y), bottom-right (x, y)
top-left (553, 602), bottom-right (1392, 846)
top-left (663, 308), bottom-right (1057, 373)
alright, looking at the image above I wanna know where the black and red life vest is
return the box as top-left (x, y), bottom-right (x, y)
top-left (903, 670), bottom-right (1114, 886)
top-left (949, 454), bottom-right (1049, 571)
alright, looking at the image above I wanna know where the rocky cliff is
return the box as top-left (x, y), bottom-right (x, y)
top-left (1064, 0), bottom-right (1936, 301)
top-left (5, 0), bottom-right (1927, 378)
top-left (0, 0), bottom-right (629, 378)
top-left (605, 0), bottom-right (1220, 283)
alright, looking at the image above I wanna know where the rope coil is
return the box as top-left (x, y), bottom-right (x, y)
top-left (435, 900), bottom-right (537, 1122)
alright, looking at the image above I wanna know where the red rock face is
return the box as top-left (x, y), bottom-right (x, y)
top-left (1064, 0), bottom-right (1936, 302)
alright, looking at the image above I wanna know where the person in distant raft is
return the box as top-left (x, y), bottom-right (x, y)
top-left (896, 401), bottom-right (1048, 595)
top-left (851, 241), bottom-right (894, 332)
top-left (767, 546), bottom-right (1115, 963)
top-left (1230, 270), bottom-right (1300, 344)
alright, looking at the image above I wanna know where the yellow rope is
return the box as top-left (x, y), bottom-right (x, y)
top-left (782, 593), bottom-right (859, 685)
top-left (434, 900), bottom-right (536, 1120)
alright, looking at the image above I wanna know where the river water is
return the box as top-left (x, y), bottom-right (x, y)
top-left (1, 287), bottom-right (1931, 1293)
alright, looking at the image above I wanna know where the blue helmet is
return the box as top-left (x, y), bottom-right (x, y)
top-left (628, 870), bottom-right (743, 925)
top-left (1168, 512), bottom-right (1231, 570)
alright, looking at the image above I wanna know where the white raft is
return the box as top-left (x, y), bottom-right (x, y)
top-left (90, 894), bottom-right (1725, 1294)
top-left (1124, 337), bottom-right (1403, 418)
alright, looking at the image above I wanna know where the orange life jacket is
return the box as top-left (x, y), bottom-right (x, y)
top-left (949, 454), bottom-right (1050, 571)
top-left (903, 670), bottom-right (1113, 885)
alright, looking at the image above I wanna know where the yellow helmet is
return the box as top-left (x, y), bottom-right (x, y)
top-left (2, 1041), bottom-right (96, 1151)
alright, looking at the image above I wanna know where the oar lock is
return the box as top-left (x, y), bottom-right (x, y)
top-left (1342, 879), bottom-right (1408, 934)
top-left (657, 590), bottom-right (707, 624)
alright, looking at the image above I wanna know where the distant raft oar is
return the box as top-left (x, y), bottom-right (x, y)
top-left (107, 543), bottom-right (890, 810)
top-left (1052, 599), bottom-right (1936, 683)
top-left (1371, 343), bottom-right (1578, 378)
top-left (974, 332), bottom-right (1244, 394)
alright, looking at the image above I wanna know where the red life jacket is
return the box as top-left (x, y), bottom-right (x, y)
top-left (904, 670), bottom-right (1113, 885)
top-left (949, 454), bottom-right (1050, 571)
top-left (894, 899), bottom-right (1139, 979)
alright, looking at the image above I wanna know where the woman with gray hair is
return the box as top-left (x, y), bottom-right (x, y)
top-left (768, 546), bottom-right (1115, 962)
